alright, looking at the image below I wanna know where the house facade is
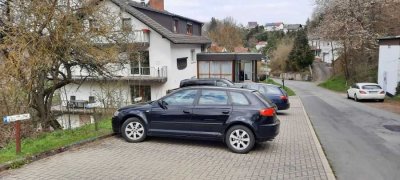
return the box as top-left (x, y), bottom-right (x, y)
top-left (309, 39), bottom-right (340, 64)
top-left (378, 36), bottom-right (400, 96)
top-left (265, 22), bottom-right (284, 32)
top-left (61, 0), bottom-right (211, 108)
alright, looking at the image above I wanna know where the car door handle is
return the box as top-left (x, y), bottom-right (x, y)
top-left (222, 111), bottom-right (230, 114)
top-left (183, 110), bottom-right (191, 114)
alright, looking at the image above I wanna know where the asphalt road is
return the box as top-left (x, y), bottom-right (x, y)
top-left (281, 80), bottom-right (400, 180)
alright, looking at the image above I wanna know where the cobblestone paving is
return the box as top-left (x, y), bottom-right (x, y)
top-left (0, 97), bottom-right (332, 180)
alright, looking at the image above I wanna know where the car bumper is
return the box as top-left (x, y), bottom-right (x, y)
top-left (255, 119), bottom-right (280, 142)
top-left (358, 94), bottom-right (385, 100)
top-left (277, 102), bottom-right (290, 110)
top-left (112, 116), bottom-right (121, 133)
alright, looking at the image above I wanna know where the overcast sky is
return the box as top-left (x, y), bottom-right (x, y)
top-left (162, 0), bottom-right (316, 25)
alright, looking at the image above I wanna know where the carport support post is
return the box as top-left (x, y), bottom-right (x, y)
top-left (15, 121), bottom-right (21, 154)
top-left (94, 107), bottom-right (98, 131)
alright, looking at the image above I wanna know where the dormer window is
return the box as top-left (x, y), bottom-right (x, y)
top-left (173, 19), bottom-right (179, 33)
top-left (122, 18), bottom-right (132, 32)
top-left (186, 23), bottom-right (193, 35)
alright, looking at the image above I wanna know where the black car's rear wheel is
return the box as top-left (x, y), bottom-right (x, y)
top-left (225, 125), bottom-right (255, 154)
top-left (121, 118), bottom-right (147, 143)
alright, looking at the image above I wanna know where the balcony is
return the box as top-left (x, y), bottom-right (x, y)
top-left (91, 29), bottom-right (150, 46)
top-left (71, 66), bottom-right (168, 83)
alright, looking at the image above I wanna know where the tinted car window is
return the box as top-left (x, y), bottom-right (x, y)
top-left (164, 89), bottom-right (197, 106)
top-left (266, 86), bottom-right (283, 95)
top-left (230, 92), bottom-right (250, 105)
top-left (362, 85), bottom-right (382, 90)
top-left (198, 90), bottom-right (228, 105)
top-left (216, 81), bottom-right (229, 87)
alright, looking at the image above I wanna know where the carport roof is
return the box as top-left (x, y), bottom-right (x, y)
top-left (197, 53), bottom-right (263, 61)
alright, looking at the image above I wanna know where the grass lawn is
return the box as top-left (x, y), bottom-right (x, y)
top-left (265, 79), bottom-right (296, 96)
top-left (318, 75), bottom-right (348, 92)
top-left (0, 118), bottom-right (112, 165)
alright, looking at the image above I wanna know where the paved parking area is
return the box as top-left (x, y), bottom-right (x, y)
top-left (0, 97), bottom-right (334, 180)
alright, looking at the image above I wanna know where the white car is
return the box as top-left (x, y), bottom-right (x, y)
top-left (347, 83), bottom-right (386, 102)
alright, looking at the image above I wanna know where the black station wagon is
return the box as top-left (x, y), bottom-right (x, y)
top-left (112, 86), bottom-right (280, 153)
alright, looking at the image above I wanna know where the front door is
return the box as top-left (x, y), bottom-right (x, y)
top-left (191, 90), bottom-right (232, 138)
top-left (244, 61), bottom-right (253, 82)
top-left (148, 89), bottom-right (198, 136)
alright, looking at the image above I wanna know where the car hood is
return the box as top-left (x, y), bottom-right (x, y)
top-left (118, 102), bottom-right (153, 111)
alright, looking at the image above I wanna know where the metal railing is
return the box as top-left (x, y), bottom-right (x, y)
top-left (130, 66), bottom-right (167, 78)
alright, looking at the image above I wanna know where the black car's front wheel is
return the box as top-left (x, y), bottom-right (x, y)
top-left (121, 118), bottom-right (147, 143)
top-left (225, 125), bottom-right (255, 154)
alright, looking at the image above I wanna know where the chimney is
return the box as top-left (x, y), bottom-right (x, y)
top-left (148, 0), bottom-right (164, 11)
top-left (140, 0), bottom-right (145, 6)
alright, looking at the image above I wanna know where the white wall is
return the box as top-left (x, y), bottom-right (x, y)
top-left (61, 81), bottom-right (131, 107)
top-left (309, 40), bottom-right (340, 64)
top-left (378, 44), bottom-right (400, 95)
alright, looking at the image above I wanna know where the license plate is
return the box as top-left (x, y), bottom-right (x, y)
top-left (369, 91), bottom-right (378, 94)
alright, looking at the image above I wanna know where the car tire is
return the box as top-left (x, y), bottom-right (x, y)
top-left (354, 94), bottom-right (359, 102)
top-left (121, 118), bottom-right (147, 143)
top-left (347, 92), bottom-right (351, 99)
top-left (379, 99), bottom-right (385, 102)
top-left (225, 125), bottom-right (255, 154)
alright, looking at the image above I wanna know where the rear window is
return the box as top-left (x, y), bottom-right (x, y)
top-left (362, 85), bottom-right (381, 90)
top-left (253, 91), bottom-right (274, 107)
top-left (265, 86), bottom-right (283, 95)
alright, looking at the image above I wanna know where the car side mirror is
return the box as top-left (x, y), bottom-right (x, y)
top-left (158, 100), bottom-right (168, 109)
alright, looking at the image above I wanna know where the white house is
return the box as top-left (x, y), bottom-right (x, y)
top-left (61, 0), bottom-right (211, 108)
top-left (378, 36), bottom-right (400, 96)
top-left (265, 22), bottom-right (284, 32)
top-left (309, 39), bottom-right (340, 64)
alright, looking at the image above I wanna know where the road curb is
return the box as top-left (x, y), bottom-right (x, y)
top-left (0, 133), bottom-right (115, 173)
top-left (298, 98), bottom-right (336, 180)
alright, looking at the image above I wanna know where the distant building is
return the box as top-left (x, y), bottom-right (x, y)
top-left (309, 38), bottom-right (340, 64)
top-left (255, 41), bottom-right (267, 51)
top-left (378, 36), bottom-right (400, 96)
top-left (265, 22), bottom-right (284, 31)
top-left (284, 24), bottom-right (303, 33)
top-left (247, 22), bottom-right (259, 29)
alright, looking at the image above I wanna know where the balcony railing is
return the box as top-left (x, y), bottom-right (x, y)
top-left (130, 66), bottom-right (167, 78)
top-left (91, 30), bottom-right (150, 45)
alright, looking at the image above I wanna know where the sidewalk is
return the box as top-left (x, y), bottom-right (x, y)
top-left (0, 97), bottom-right (334, 180)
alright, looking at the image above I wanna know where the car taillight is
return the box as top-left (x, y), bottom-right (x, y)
top-left (280, 95), bottom-right (288, 100)
top-left (380, 91), bottom-right (385, 94)
top-left (359, 90), bottom-right (367, 94)
top-left (260, 108), bottom-right (275, 117)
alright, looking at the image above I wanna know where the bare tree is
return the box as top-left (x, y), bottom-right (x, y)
top-left (207, 17), bottom-right (244, 52)
top-left (0, 0), bottom-right (131, 130)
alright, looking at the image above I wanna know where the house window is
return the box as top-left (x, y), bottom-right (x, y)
top-left (130, 51), bottom-right (150, 75)
top-left (190, 49), bottom-right (196, 63)
top-left (70, 96), bottom-right (76, 101)
top-left (89, 96), bottom-right (95, 103)
top-left (186, 23), bottom-right (193, 35)
top-left (122, 18), bottom-right (132, 32)
top-left (177, 57), bottom-right (188, 70)
top-left (131, 85), bottom-right (151, 103)
top-left (173, 19), bottom-right (179, 33)
top-left (198, 61), bottom-right (233, 81)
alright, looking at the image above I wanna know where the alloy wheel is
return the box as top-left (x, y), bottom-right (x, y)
top-left (229, 129), bottom-right (251, 150)
top-left (125, 122), bottom-right (145, 140)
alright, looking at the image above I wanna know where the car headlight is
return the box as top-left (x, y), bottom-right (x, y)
top-left (113, 110), bottom-right (120, 117)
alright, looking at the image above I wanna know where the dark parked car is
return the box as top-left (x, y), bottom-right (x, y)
top-left (167, 78), bottom-right (241, 94)
top-left (112, 86), bottom-right (280, 153)
top-left (240, 83), bottom-right (290, 110)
